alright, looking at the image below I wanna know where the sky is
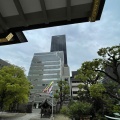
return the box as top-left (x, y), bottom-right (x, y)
top-left (0, 0), bottom-right (120, 76)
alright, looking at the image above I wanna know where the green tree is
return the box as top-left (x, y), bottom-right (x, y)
top-left (89, 84), bottom-right (106, 98)
top-left (54, 80), bottom-right (70, 107)
top-left (60, 106), bottom-right (69, 116)
top-left (75, 45), bottom-right (120, 117)
top-left (75, 60), bottom-right (105, 117)
top-left (89, 83), bottom-right (109, 115)
top-left (76, 45), bottom-right (120, 100)
top-left (75, 59), bottom-right (104, 102)
top-left (89, 82), bottom-right (120, 116)
top-left (0, 65), bottom-right (32, 111)
top-left (60, 101), bottom-right (92, 120)
top-left (96, 45), bottom-right (120, 100)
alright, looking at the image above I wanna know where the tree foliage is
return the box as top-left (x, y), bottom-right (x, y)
top-left (54, 80), bottom-right (70, 106)
top-left (89, 84), bottom-right (106, 98)
top-left (75, 59), bottom-right (104, 102)
top-left (0, 65), bottom-right (32, 110)
top-left (76, 45), bottom-right (120, 100)
top-left (75, 45), bottom-right (120, 118)
top-left (112, 105), bottom-right (120, 113)
top-left (60, 101), bottom-right (92, 119)
top-left (60, 106), bottom-right (69, 116)
top-left (75, 59), bottom-right (104, 85)
top-left (97, 45), bottom-right (120, 84)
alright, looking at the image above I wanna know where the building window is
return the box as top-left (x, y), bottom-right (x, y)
top-left (65, 78), bottom-right (68, 81)
top-left (72, 81), bottom-right (80, 83)
top-left (37, 61), bottom-right (41, 63)
top-left (73, 91), bottom-right (78, 94)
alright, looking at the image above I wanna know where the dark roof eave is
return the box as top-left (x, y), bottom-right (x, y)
top-left (96, 0), bottom-right (105, 20)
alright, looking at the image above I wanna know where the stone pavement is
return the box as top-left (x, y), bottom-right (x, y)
top-left (0, 109), bottom-right (51, 120)
top-left (0, 112), bottom-right (26, 120)
top-left (0, 109), bottom-right (70, 120)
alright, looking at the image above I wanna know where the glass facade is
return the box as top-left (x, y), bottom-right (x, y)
top-left (28, 51), bottom-right (64, 104)
top-left (51, 35), bottom-right (68, 65)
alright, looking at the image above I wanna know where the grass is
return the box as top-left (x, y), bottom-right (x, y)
top-left (54, 114), bottom-right (70, 120)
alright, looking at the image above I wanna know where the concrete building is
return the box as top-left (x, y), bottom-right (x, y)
top-left (0, 59), bottom-right (10, 68)
top-left (103, 65), bottom-right (120, 83)
top-left (71, 64), bottom-right (120, 101)
top-left (102, 65), bottom-right (120, 101)
top-left (28, 35), bottom-right (71, 106)
top-left (70, 71), bottom-right (80, 100)
top-left (70, 71), bottom-right (88, 100)
top-left (28, 51), bottom-right (64, 106)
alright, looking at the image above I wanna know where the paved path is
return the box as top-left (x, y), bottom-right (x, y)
top-left (0, 109), bottom-right (70, 120)
top-left (0, 109), bottom-right (50, 120)
top-left (13, 109), bottom-right (50, 120)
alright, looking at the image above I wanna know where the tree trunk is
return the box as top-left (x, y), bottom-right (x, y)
top-left (60, 84), bottom-right (63, 109)
top-left (0, 91), bottom-right (6, 111)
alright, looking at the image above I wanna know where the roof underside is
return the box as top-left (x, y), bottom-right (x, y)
top-left (40, 99), bottom-right (56, 107)
top-left (0, 0), bottom-right (105, 46)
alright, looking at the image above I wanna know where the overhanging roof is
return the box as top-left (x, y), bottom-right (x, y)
top-left (0, 0), bottom-right (105, 46)
top-left (0, 31), bottom-right (27, 45)
top-left (40, 99), bottom-right (56, 108)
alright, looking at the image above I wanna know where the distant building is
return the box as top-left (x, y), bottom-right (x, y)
top-left (103, 65), bottom-right (120, 83)
top-left (71, 72), bottom-right (91, 101)
top-left (102, 65), bottom-right (120, 99)
top-left (70, 71), bottom-right (80, 100)
top-left (51, 35), bottom-right (67, 65)
top-left (0, 59), bottom-right (10, 68)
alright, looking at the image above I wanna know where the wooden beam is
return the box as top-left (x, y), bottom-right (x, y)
top-left (13, 0), bottom-right (28, 26)
top-left (39, 0), bottom-right (49, 24)
top-left (0, 33), bottom-right (13, 43)
top-left (66, 0), bottom-right (71, 21)
top-left (0, 13), bottom-right (8, 31)
top-left (89, 0), bottom-right (101, 22)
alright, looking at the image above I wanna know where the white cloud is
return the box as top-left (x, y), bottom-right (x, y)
top-left (0, 0), bottom-right (120, 76)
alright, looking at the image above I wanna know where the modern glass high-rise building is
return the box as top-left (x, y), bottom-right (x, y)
top-left (28, 51), bottom-right (64, 106)
top-left (28, 35), bottom-right (71, 106)
top-left (51, 35), bottom-right (67, 65)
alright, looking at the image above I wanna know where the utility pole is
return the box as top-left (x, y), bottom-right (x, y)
top-left (51, 82), bottom-right (54, 120)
